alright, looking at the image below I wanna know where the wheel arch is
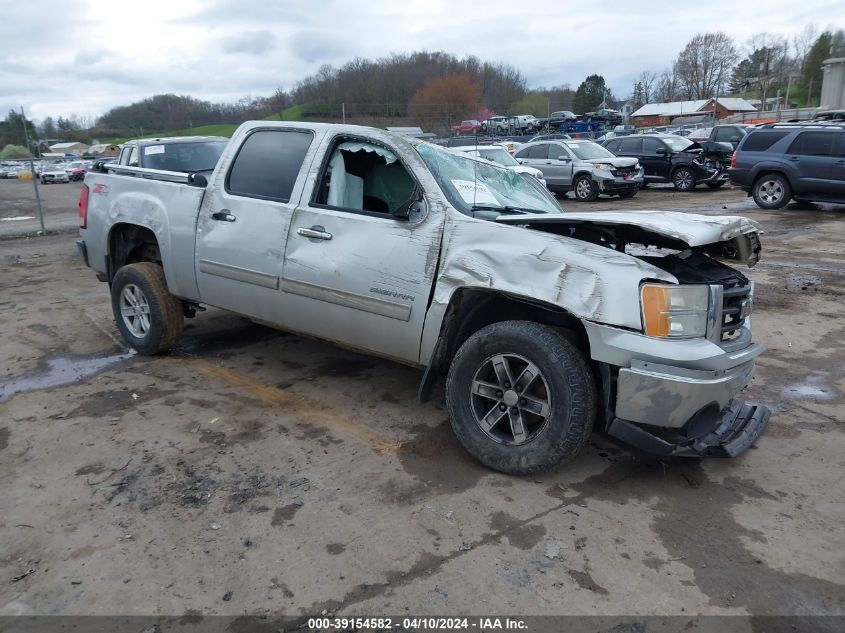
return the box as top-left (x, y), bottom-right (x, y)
top-left (418, 287), bottom-right (591, 402)
top-left (751, 168), bottom-right (794, 190)
top-left (107, 223), bottom-right (162, 282)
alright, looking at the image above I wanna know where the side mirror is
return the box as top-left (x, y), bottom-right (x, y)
top-left (393, 187), bottom-right (422, 220)
top-left (730, 136), bottom-right (741, 143)
top-left (655, 147), bottom-right (667, 155)
top-left (189, 173), bottom-right (209, 187)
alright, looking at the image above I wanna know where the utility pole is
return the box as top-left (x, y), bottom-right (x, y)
top-left (20, 106), bottom-right (31, 153)
top-left (20, 106), bottom-right (46, 233)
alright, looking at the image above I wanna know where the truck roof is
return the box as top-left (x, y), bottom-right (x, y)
top-left (124, 136), bottom-right (229, 145)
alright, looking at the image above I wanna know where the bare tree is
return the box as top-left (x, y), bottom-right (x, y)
top-left (675, 32), bottom-right (738, 99)
top-left (656, 67), bottom-right (678, 102)
top-left (792, 24), bottom-right (819, 69)
top-left (637, 70), bottom-right (657, 103)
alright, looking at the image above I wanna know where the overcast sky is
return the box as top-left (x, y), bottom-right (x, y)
top-left (2, 0), bottom-right (843, 123)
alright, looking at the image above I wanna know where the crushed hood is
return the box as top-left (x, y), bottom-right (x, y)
top-left (494, 210), bottom-right (763, 266)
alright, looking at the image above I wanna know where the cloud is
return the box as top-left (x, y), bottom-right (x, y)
top-left (289, 31), bottom-right (351, 64)
top-left (0, 0), bottom-right (842, 122)
top-left (220, 30), bottom-right (277, 55)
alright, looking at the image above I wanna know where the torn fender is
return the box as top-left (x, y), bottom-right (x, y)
top-left (431, 210), bottom-right (677, 334)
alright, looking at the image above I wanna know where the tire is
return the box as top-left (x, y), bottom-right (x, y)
top-left (111, 262), bottom-right (184, 355)
top-left (573, 175), bottom-right (599, 201)
top-left (445, 320), bottom-right (597, 475)
top-left (752, 173), bottom-right (791, 209)
top-left (706, 180), bottom-right (726, 189)
top-left (618, 189), bottom-right (637, 199)
top-left (672, 167), bottom-right (696, 191)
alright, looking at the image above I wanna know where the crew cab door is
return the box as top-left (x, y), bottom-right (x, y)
top-left (194, 128), bottom-right (317, 320)
top-left (279, 137), bottom-right (444, 364)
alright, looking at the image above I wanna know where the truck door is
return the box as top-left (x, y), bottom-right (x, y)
top-left (280, 138), bottom-right (444, 364)
top-left (194, 128), bottom-right (316, 320)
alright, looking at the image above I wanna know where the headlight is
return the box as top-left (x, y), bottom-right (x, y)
top-left (641, 284), bottom-right (710, 338)
top-left (592, 163), bottom-right (612, 170)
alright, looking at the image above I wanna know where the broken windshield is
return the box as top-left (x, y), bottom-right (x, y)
top-left (415, 142), bottom-right (560, 216)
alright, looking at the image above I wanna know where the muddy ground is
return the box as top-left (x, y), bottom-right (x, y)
top-left (1, 183), bottom-right (844, 626)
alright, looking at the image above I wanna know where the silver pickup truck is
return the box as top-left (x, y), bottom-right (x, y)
top-left (77, 121), bottom-right (770, 475)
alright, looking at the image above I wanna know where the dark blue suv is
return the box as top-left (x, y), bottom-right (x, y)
top-left (728, 123), bottom-right (845, 209)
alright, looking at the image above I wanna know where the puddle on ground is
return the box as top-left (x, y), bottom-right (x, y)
top-left (0, 352), bottom-right (134, 403)
top-left (782, 371), bottom-right (839, 402)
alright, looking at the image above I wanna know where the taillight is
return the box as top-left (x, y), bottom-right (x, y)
top-left (730, 151), bottom-right (737, 168)
top-left (78, 184), bottom-right (89, 229)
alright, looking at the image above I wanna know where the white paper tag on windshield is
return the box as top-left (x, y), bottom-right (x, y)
top-left (451, 179), bottom-right (499, 205)
top-left (144, 145), bottom-right (165, 155)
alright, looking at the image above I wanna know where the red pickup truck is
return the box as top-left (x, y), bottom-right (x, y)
top-left (451, 119), bottom-right (482, 136)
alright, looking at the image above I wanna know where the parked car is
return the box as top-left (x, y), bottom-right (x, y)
top-left (445, 136), bottom-right (490, 148)
top-left (481, 116), bottom-right (508, 135)
top-left (602, 134), bottom-right (732, 190)
top-left (504, 114), bottom-right (540, 135)
top-left (514, 139), bottom-right (643, 200)
top-left (0, 164), bottom-right (21, 179)
top-left (452, 144), bottom-right (547, 187)
top-left (811, 109), bottom-right (845, 122)
top-left (40, 164), bottom-right (70, 184)
top-left (688, 124), bottom-right (755, 149)
top-left (64, 160), bottom-right (88, 181)
top-left (551, 110), bottom-right (578, 124)
top-left (451, 120), bottom-right (482, 136)
top-left (585, 109), bottom-right (623, 124)
top-left (728, 122), bottom-right (845, 209)
top-left (78, 120), bottom-right (769, 474)
top-left (114, 136), bottom-right (229, 174)
top-left (526, 133), bottom-right (572, 143)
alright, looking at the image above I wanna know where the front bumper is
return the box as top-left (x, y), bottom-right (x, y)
top-left (584, 321), bottom-right (769, 456)
top-left (609, 400), bottom-right (770, 457)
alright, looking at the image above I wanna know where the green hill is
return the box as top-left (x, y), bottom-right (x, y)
top-left (102, 106), bottom-right (304, 144)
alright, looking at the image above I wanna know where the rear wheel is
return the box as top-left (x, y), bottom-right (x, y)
top-left (111, 262), bottom-right (184, 355)
top-left (446, 321), bottom-right (596, 475)
top-left (672, 167), bottom-right (696, 191)
top-left (752, 174), bottom-right (791, 209)
top-left (573, 175), bottom-right (599, 201)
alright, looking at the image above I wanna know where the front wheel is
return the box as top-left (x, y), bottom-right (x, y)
top-left (672, 167), bottom-right (696, 191)
top-left (111, 262), bottom-right (184, 355)
top-left (752, 174), bottom-right (791, 209)
top-left (446, 321), bottom-right (597, 475)
top-left (573, 175), bottom-right (599, 201)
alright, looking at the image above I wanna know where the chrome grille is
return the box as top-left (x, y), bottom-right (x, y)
top-left (720, 281), bottom-right (752, 341)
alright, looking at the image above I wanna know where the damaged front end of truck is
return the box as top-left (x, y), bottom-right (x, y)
top-left (491, 210), bottom-right (770, 458)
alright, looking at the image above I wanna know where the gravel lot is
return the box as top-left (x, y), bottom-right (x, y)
top-left (1, 181), bottom-right (844, 626)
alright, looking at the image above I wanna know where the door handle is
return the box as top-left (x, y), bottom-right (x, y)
top-left (788, 156), bottom-right (800, 161)
top-left (211, 210), bottom-right (236, 222)
top-left (297, 226), bottom-right (332, 240)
